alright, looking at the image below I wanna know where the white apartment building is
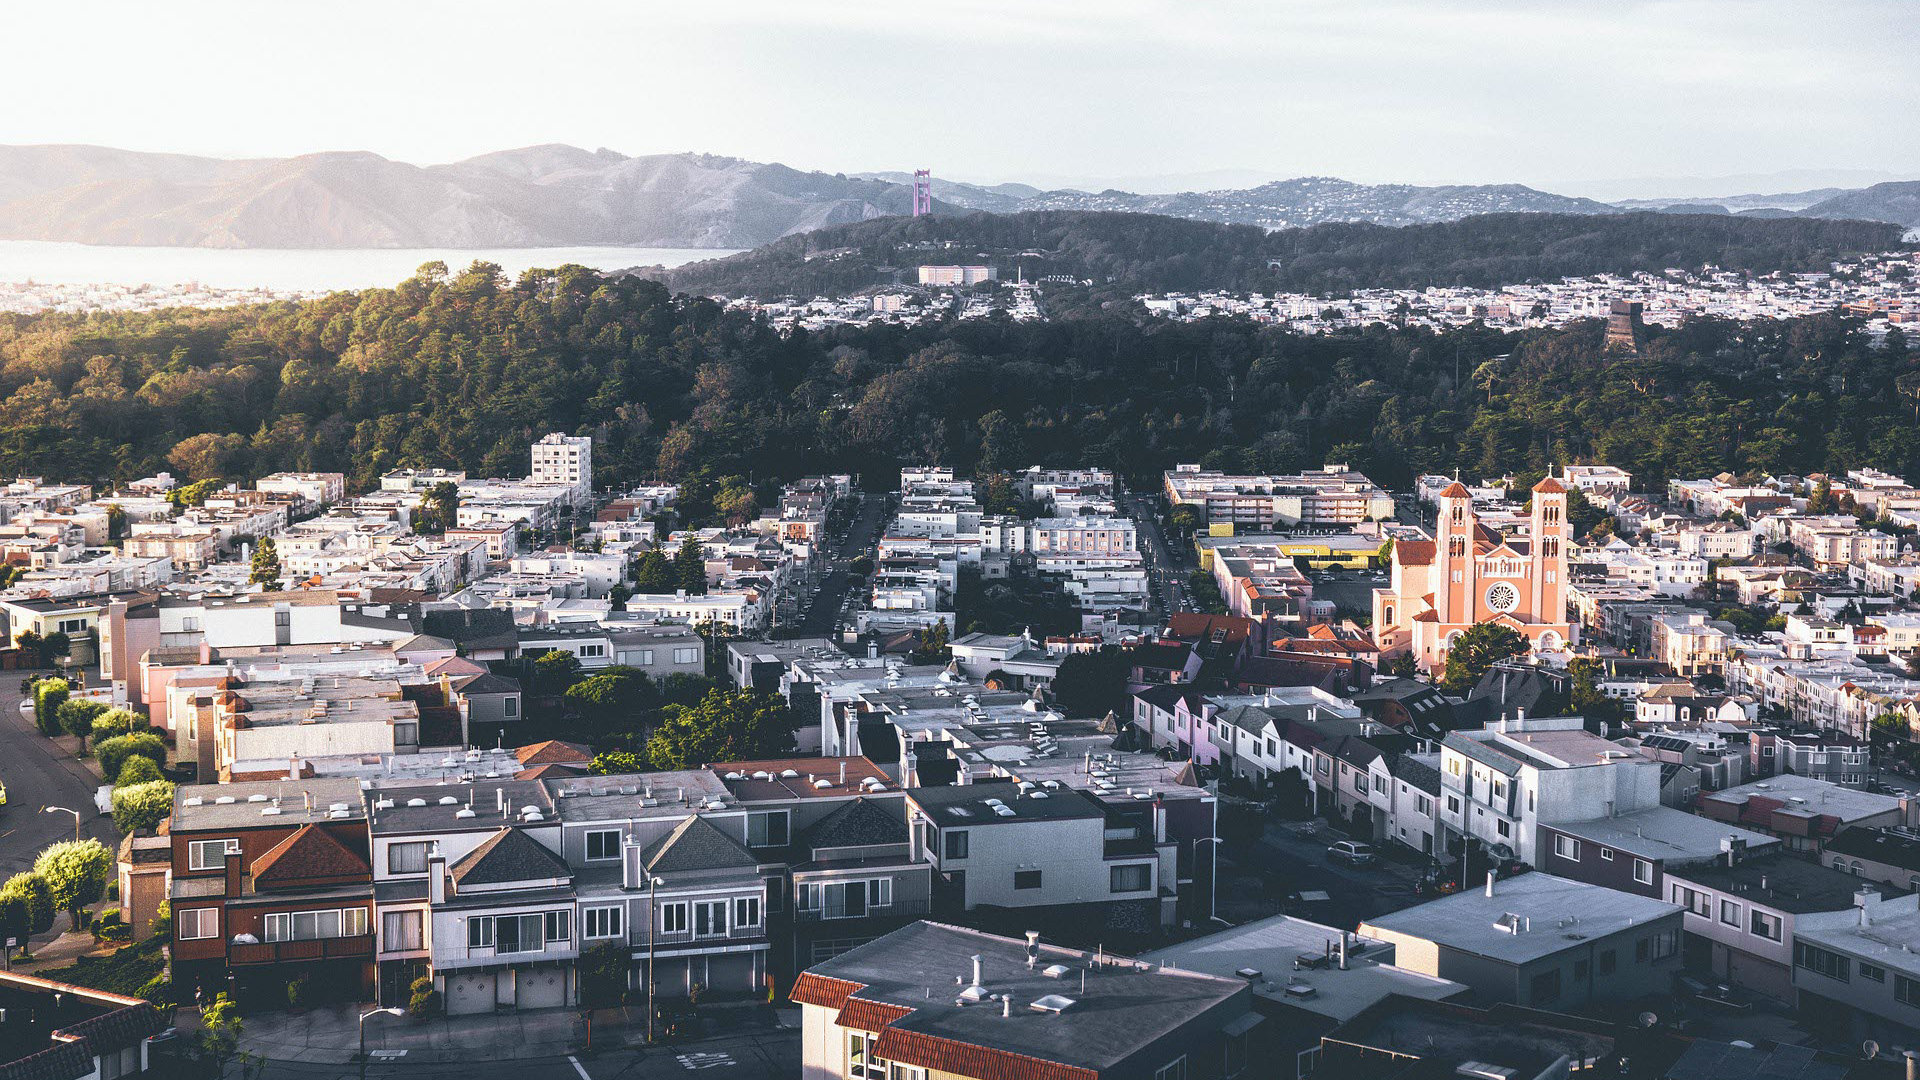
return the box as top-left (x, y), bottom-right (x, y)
top-left (1562, 465), bottom-right (1633, 497)
top-left (1163, 464), bottom-right (1395, 527)
top-left (530, 433), bottom-right (593, 503)
top-left (1438, 715), bottom-right (1661, 866)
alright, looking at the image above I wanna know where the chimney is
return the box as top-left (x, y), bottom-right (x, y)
top-left (1002, 995), bottom-right (1012, 1018)
top-left (839, 761), bottom-right (847, 786)
top-left (1485, 870), bottom-right (1497, 898)
top-left (427, 847), bottom-right (447, 904)
top-left (1905, 1050), bottom-right (1918, 1080)
top-left (1858, 886), bottom-right (1882, 927)
top-left (287, 755), bottom-right (300, 781)
top-left (1338, 935), bottom-right (1348, 971)
top-left (970, 955), bottom-right (983, 989)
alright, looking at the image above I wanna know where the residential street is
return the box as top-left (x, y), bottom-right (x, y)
top-left (1214, 816), bottom-right (1428, 931)
top-left (189, 1025), bottom-right (799, 1080)
top-left (1127, 493), bottom-right (1183, 614)
top-left (793, 494), bottom-right (887, 638)
top-left (0, 669), bottom-right (118, 881)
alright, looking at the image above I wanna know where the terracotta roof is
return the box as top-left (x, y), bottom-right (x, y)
top-left (516, 763), bottom-right (587, 780)
top-left (1533, 476), bottom-right (1567, 494)
top-left (872, 1027), bottom-right (1098, 1080)
top-left (515, 739), bottom-right (592, 766)
top-left (1395, 540), bottom-right (1434, 566)
top-left (252, 824), bottom-right (370, 887)
top-left (835, 997), bottom-right (914, 1032)
top-left (790, 972), bottom-right (862, 1009)
top-left (1439, 481), bottom-right (1471, 498)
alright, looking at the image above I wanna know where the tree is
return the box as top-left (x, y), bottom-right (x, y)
top-left (531, 650), bottom-right (582, 692)
top-left (31, 679), bottom-right (69, 737)
top-left (58, 698), bottom-right (108, 753)
top-left (674, 536), bottom-right (709, 595)
top-left (1168, 506), bottom-right (1201, 537)
top-left (633, 549), bottom-right (678, 594)
top-left (976, 410), bottom-right (1026, 475)
top-left (414, 481), bottom-right (460, 535)
top-left (249, 536), bottom-right (282, 589)
top-left (200, 992), bottom-right (244, 1074)
top-left (1186, 569), bottom-right (1227, 614)
top-left (95, 732), bottom-right (167, 782)
top-left (1808, 478), bottom-right (1836, 514)
top-left (1871, 712), bottom-right (1911, 751)
top-left (34, 839), bottom-right (113, 929)
top-left (646, 689), bottom-right (794, 770)
top-left (1050, 648), bottom-right (1130, 718)
top-left (589, 751), bottom-right (649, 776)
top-left (714, 477), bottom-right (758, 526)
top-left (1568, 657), bottom-right (1623, 729)
top-left (0, 872), bottom-right (54, 937)
top-left (849, 554), bottom-right (874, 577)
top-left (578, 941), bottom-right (630, 1008)
top-left (1438, 622), bottom-right (1530, 694)
top-left (90, 708), bottom-right (139, 744)
top-left (0, 890), bottom-right (30, 954)
top-left (565, 667), bottom-right (656, 729)
top-left (909, 621), bottom-right (951, 666)
top-left (111, 780), bottom-right (176, 834)
top-left (114, 754), bottom-right (163, 787)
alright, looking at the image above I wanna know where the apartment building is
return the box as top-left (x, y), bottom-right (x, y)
top-left (169, 778), bottom-right (377, 1003)
top-left (1697, 775), bottom-right (1911, 853)
top-left (1790, 890), bottom-right (1920, 1042)
top-left (529, 432), bottom-right (593, 504)
top-left (1438, 715), bottom-right (1661, 866)
top-left (1162, 464), bottom-right (1394, 527)
top-left (793, 922), bottom-right (1257, 1080)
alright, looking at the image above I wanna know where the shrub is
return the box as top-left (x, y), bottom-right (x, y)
top-left (408, 976), bottom-right (440, 1017)
top-left (136, 974), bottom-right (173, 1010)
top-left (2, 872), bottom-right (55, 936)
top-left (150, 900), bottom-right (171, 940)
top-left (95, 732), bottom-right (166, 782)
top-left (90, 708), bottom-right (139, 743)
top-left (111, 780), bottom-right (175, 834)
top-left (114, 755), bottom-right (162, 787)
top-left (58, 699), bottom-right (109, 750)
top-left (32, 679), bottom-right (69, 737)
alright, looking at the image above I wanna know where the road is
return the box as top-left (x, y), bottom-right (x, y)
top-left (1215, 817), bottom-right (1426, 932)
top-left (0, 670), bottom-right (119, 882)
top-left (202, 1030), bottom-right (799, 1080)
top-left (1127, 494), bottom-right (1184, 614)
top-left (792, 495), bottom-right (888, 638)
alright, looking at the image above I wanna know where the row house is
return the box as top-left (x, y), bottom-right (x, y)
top-left (1749, 728), bottom-right (1870, 787)
top-left (1697, 774), bottom-right (1912, 854)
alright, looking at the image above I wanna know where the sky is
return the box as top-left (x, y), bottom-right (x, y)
top-left (5, 0), bottom-right (1916, 197)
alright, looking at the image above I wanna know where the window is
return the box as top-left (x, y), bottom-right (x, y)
top-left (545, 910), bottom-right (571, 943)
top-left (1111, 864), bottom-right (1151, 893)
top-left (1552, 836), bottom-right (1581, 861)
top-left (577, 644), bottom-right (607, 659)
top-left (1154, 1057), bottom-right (1188, 1080)
top-left (264, 908), bottom-right (369, 943)
top-left (503, 697), bottom-right (519, 717)
top-left (1796, 942), bottom-right (1851, 982)
top-left (848, 1033), bottom-right (889, 1080)
top-left (1862, 962), bottom-right (1887, 983)
top-left (99, 1045), bottom-right (139, 1080)
top-left (733, 896), bottom-right (762, 931)
top-left (1600, 848), bottom-right (1614, 862)
top-left (468, 917), bottom-right (493, 949)
top-left (1529, 969), bottom-right (1562, 1004)
top-left (659, 902), bottom-right (689, 934)
top-left (943, 830), bottom-right (969, 860)
top-left (585, 906), bottom-right (624, 939)
top-left (674, 647), bottom-right (701, 665)
top-left (1672, 885), bottom-right (1710, 917)
top-left (1897, 975), bottom-right (1920, 1008)
top-left (1720, 900), bottom-right (1741, 927)
top-left (1446, 795), bottom-right (1461, 814)
top-left (1496, 819), bottom-right (1511, 839)
top-left (1598, 949), bottom-right (1616, 975)
top-left (1750, 910), bottom-right (1782, 942)
top-left (382, 910), bottom-right (423, 951)
top-left (1014, 870), bottom-right (1043, 890)
top-left (387, 842), bottom-right (429, 875)
top-left (177, 908), bottom-right (218, 940)
top-left (188, 838), bottom-right (240, 871)
top-left (694, 900), bottom-right (728, 938)
top-left (748, 811), bottom-right (791, 849)
top-left (586, 829), bottom-right (622, 861)
top-left (1634, 859), bottom-right (1654, 886)
top-left (494, 913), bottom-right (545, 954)
top-left (1649, 929), bottom-right (1679, 961)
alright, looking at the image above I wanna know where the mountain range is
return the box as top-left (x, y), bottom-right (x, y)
top-left (0, 143), bottom-right (1915, 250)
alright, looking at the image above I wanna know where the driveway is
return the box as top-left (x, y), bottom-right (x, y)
top-left (0, 669), bottom-right (119, 881)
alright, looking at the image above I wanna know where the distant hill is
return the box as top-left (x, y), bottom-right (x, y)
top-left (0, 144), bottom-right (940, 248)
top-left (1799, 181), bottom-right (1920, 229)
top-left (1, 143), bottom-right (1915, 250)
top-left (659, 209), bottom-right (1908, 299)
top-left (1015, 177), bottom-right (1623, 229)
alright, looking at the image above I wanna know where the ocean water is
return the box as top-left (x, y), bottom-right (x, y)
top-left (0, 241), bottom-right (741, 292)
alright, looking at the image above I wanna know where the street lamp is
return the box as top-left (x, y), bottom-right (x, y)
top-left (41, 806), bottom-right (80, 844)
top-left (1194, 837), bottom-right (1224, 923)
top-left (358, 1006), bottom-right (404, 1079)
top-left (646, 874), bottom-right (664, 1043)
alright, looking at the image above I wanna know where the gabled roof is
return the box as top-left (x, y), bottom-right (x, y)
top-left (451, 826), bottom-right (571, 886)
top-left (642, 814), bottom-right (759, 875)
top-left (252, 823), bottom-right (370, 886)
top-left (804, 797), bottom-right (908, 851)
top-left (1439, 482), bottom-right (1471, 498)
top-left (515, 739), bottom-right (592, 766)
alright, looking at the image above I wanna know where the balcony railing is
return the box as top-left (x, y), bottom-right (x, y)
top-left (793, 898), bottom-right (931, 924)
top-left (230, 934), bottom-right (374, 965)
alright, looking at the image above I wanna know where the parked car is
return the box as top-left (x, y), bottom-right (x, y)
top-left (1327, 840), bottom-right (1376, 866)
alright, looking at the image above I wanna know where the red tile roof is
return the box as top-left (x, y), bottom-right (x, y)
top-left (873, 1028), bottom-right (1097, 1080)
top-left (1395, 540), bottom-right (1434, 566)
top-left (1533, 476), bottom-right (1567, 494)
top-left (790, 972), bottom-right (862, 1009)
top-left (515, 739), bottom-right (593, 766)
top-left (1440, 481), bottom-right (1471, 498)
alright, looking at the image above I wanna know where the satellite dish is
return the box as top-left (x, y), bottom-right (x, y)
top-left (1863, 1040), bottom-right (1881, 1060)
top-left (1637, 1012), bottom-right (1659, 1029)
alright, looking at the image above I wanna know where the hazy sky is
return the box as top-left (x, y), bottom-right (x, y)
top-left (6, 0), bottom-right (1916, 195)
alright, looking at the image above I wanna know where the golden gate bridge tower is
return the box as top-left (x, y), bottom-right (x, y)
top-left (911, 169), bottom-right (932, 216)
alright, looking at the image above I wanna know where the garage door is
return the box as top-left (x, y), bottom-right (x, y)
top-left (516, 967), bottom-right (568, 1011)
top-left (1727, 951), bottom-right (1792, 1004)
top-left (446, 972), bottom-right (497, 1016)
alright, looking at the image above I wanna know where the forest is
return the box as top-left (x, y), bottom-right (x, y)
top-left (660, 209), bottom-right (1907, 299)
top-left (0, 259), bottom-right (1915, 522)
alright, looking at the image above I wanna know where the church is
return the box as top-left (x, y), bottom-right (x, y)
top-left (1372, 476), bottom-right (1575, 671)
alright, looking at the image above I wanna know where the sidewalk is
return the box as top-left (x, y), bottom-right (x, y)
top-left (184, 1000), bottom-right (788, 1064)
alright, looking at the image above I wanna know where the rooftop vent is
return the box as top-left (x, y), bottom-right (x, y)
top-left (214, 796), bottom-right (236, 805)
top-left (1042, 964), bottom-right (1071, 979)
top-left (454, 808), bottom-right (476, 819)
top-left (407, 798), bottom-right (428, 807)
top-left (438, 797), bottom-right (458, 805)
top-left (1282, 983), bottom-right (1317, 999)
top-left (1029, 995), bottom-right (1076, 1014)
top-left (260, 806), bottom-right (282, 816)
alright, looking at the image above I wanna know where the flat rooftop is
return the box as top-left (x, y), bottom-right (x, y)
top-left (800, 921), bottom-right (1249, 1072)
top-left (174, 777), bottom-right (367, 831)
top-left (714, 757), bottom-right (897, 801)
top-left (1360, 873), bottom-right (1680, 966)
top-left (1672, 853), bottom-right (1903, 914)
top-left (1138, 916), bottom-right (1467, 1023)
top-left (1705, 774), bottom-right (1906, 823)
top-left (905, 780), bottom-right (1105, 825)
top-left (1325, 997), bottom-right (1616, 1078)
top-left (1551, 808), bottom-right (1779, 864)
